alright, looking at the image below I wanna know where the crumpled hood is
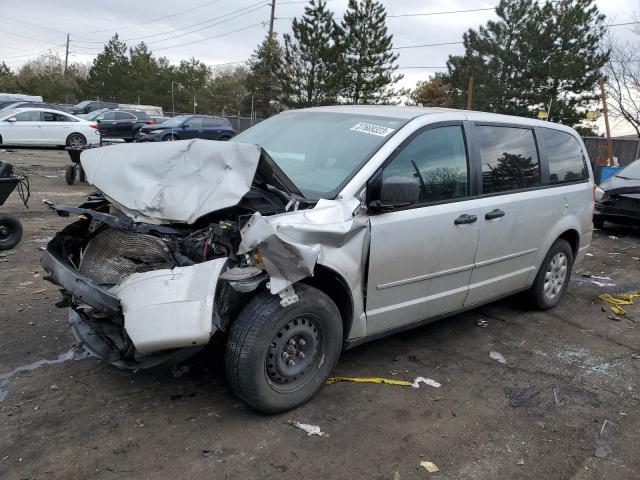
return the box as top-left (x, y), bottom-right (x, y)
top-left (80, 139), bottom-right (261, 224)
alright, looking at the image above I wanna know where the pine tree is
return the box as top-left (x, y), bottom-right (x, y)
top-left (281, 0), bottom-right (342, 107)
top-left (245, 34), bottom-right (285, 117)
top-left (340, 0), bottom-right (403, 104)
top-left (84, 34), bottom-right (130, 101)
top-left (127, 42), bottom-right (160, 104)
top-left (446, 0), bottom-right (608, 127)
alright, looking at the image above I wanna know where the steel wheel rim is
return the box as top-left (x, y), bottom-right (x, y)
top-left (543, 252), bottom-right (568, 300)
top-left (265, 314), bottom-right (323, 393)
top-left (0, 223), bottom-right (13, 241)
top-left (68, 135), bottom-right (84, 149)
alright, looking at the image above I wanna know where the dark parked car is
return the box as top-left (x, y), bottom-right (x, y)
top-left (594, 159), bottom-right (640, 228)
top-left (96, 109), bottom-right (156, 142)
top-left (72, 100), bottom-right (119, 115)
top-left (136, 115), bottom-right (235, 142)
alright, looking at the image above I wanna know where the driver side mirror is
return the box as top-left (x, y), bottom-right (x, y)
top-left (6, 117), bottom-right (16, 123)
top-left (368, 175), bottom-right (419, 211)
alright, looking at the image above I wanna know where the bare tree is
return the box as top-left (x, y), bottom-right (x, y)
top-left (603, 32), bottom-right (640, 136)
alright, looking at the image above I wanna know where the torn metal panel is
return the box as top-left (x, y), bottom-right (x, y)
top-left (109, 258), bottom-right (226, 355)
top-left (239, 198), bottom-right (368, 294)
top-left (80, 139), bottom-right (261, 224)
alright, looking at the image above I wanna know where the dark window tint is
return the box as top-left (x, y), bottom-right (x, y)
top-left (204, 117), bottom-right (224, 127)
top-left (100, 112), bottom-right (116, 120)
top-left (540, 129), bottom-right (588, 183)
top-left (115, 112), bottom-right (135, 120)
top-left (184, 117), bottom-right (203, 128)
top-left (13, 111), bottom-right (41, 121)
top-left (43, 111), bottom-right (74, 122)
top-left (382, 125), bottom-right (468, 203)
top-left (477, 126), bottom-right (540, 194)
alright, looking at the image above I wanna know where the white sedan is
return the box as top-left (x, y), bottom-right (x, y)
top-left (0, 108), bottom-right (100, 148)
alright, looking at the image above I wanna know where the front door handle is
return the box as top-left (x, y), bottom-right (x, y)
top-left (454, 214), bottom-right (478, 225)
top-left (485, 209), bottom-right (505, 220)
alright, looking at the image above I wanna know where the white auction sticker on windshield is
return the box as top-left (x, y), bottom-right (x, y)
top-left (350, 122), bottom-right (395, 137)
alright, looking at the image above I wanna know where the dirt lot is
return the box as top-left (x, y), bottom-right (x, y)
top-left (0, 147), bottom-right (639, 480)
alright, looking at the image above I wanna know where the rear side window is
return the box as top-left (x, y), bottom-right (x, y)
top-left (115, 112), bottom-right (135, 120)
top-left (477, 126), bottom-right (540, 194)
top-left (184, 118), bottom-right (204, 128)
top-left (204, 117), bottom-right (224, 127)
top-left (100, 112), bottom-right (116, 120)
top-left (540, 129), bottom-right (588, 183)
top-left (43, 112), bottom-right (75, 122)
top-left (382, 125), bottom-right (469, 203)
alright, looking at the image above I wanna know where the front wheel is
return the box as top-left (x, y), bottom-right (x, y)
top-left (528, 238), bottom-right (574, 310)
top-left (225, 284), bottom-right (343, 414)
top-left (0, 214), bottom-right (23, 250)
top-left (163, 134), bottom-right (178, 141)
top-left (65, 165), bottom-right (76, 185)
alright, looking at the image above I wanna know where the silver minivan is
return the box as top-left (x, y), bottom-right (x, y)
top-left (42, 106), bottom-right (594, 413)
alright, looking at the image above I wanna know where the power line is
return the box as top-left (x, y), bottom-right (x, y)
top-left (74, 0), bottom-right (225, 34)
top-left (153, 22), bottom-right (265, 51)
top-left (387, 7), bottom-right (495, 18)
top-left (72, 1), bottom-right (268, 44)
top-left (392, 41), bottom-right (463, 50)
top-left (0, 15), bottom-right (66, 35)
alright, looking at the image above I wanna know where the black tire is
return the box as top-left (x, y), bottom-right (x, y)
top-left (65, 165), bottom-right (76, 185)
top-left (124, 138), bottom-right (134, 143)
top-left (66, 133), bottom-right (86, 149)
top-left (78, 165), bottom-right (86, 182)
top-left (593, 216), bottom-right (604, 229)
top-left (528, 238), bottom-right (574, 310)
top-left (225, 284), bottom-right (343, 414)
top-left (163, 134), bottom-right (178, 141)
top-left (219, 136), bottom-right (231, 141)
top-left (0, 214), bottom-right (23, 250)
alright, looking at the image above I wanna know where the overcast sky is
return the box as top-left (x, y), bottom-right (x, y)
top-left (1, 0), bottom-right (639, 133)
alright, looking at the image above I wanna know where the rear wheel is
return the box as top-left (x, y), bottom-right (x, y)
top-left (66, 133), bottom-right (86, 150)
top-left (65, 165), bottom-right (76, 185)
top-left (163, 134), bottom-right (178, 141)
top-left (0, 214), bottom-right (23, 250)
top-left (78, 165), bottom-right (86, 182)
top-left (528, 239), bottom-right (573, 310)
top-left (593, 216), bottom-right (604, 229)
top-left (225, 284), bottom-right (343, 413)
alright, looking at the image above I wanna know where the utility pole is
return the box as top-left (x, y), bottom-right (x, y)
top-left (269, 0), bottom-right (276, 38)
top-left (466, 76), bottom-right (474, 110)
top-left (599, 78), bottom-right (614, 166)
top-left (64, 34), bottom-right (70, 74)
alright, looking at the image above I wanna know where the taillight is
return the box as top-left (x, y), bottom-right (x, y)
top-left (89, 123), bottom-right (97, 129)
top-left (232, 128), bottom-right (237, 135)
top-left (147, 119), bottom-right (156, 125)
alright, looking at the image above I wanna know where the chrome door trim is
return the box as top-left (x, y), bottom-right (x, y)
top-left (377, 263), bottom-right (475, 290)
top-left (474, 247), bottom-right (538, 268)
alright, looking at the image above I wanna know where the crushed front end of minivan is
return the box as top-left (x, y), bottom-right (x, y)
top-left (41, 138), bottom-right (367, 412)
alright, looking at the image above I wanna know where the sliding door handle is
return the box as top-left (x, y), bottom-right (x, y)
top-left (454, 214), bottom-right (478, 225)
top-left (485, 209), bottom-right (505, 220)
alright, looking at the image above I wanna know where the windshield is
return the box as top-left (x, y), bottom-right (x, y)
top-left (233, 111), bottom-right (407, 197)
top-left (75, 100), bottom-right (91, 108)
top-left (161, 115), bottom-right (190, 127)
top-left (617, 159), bottom-right (640, 180)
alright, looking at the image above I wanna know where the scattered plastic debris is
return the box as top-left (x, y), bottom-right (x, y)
top-left (50, 384), bottom-right (58, 390)
top-left (288, 421), bottom-right (328, 437)
top-left (476, 319), bottom-right (488, 328)
top-left (327, 376), bottom-right (412, 386)
top-left (594, 420), bottom-right (609, 458)
top-left (18, 281), bottom-right (34, 287)
top-left (607, 314), bottom-right (623, 322)
top-left (327, 376), bottom-right (441, 389)
top-left (516, 459), bottom-right (525, 465)
top-left (489, 351), bottom-right (507, 364)
top-left (633, 257), bottom-right (640, 261)
top-left (589, 280), bottom-right (616, 287)
top-left (586, 252), bottom-right (594, 257)
top-left (599, 291), bottom-right (640, 315)
top-left (411, 377), bottom-right (441, 389)
top-left (631, 353), bottom-right (640, 360)
top-left (419, 461), bottom-right (439, 473)
top-left (609, 235), bottom-right (618, 240)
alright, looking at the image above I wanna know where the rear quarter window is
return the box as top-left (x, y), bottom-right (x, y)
top-left (540, 129), bottom-right (588, 184)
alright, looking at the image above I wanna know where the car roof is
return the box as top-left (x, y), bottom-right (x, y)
top-left (4, 107), bottom-right (84, 117)
top-left (294, 105), bottom-right (579, 134)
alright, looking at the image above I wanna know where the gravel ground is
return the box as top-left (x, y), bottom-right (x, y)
top-left (0, 147), bottom-right (639, 480)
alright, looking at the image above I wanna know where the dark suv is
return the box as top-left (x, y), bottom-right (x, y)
top-left (73, 100), bottom-right (119, 115)
top-left (136, 115), bottom-right (235, 142)
top-left (96, 109), bottom-right (156, 142)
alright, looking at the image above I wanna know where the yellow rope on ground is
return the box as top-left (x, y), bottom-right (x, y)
top-left (599, 292), bottom-right (640, 315)
top-left (326, 376), bottom-right (413, 386)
